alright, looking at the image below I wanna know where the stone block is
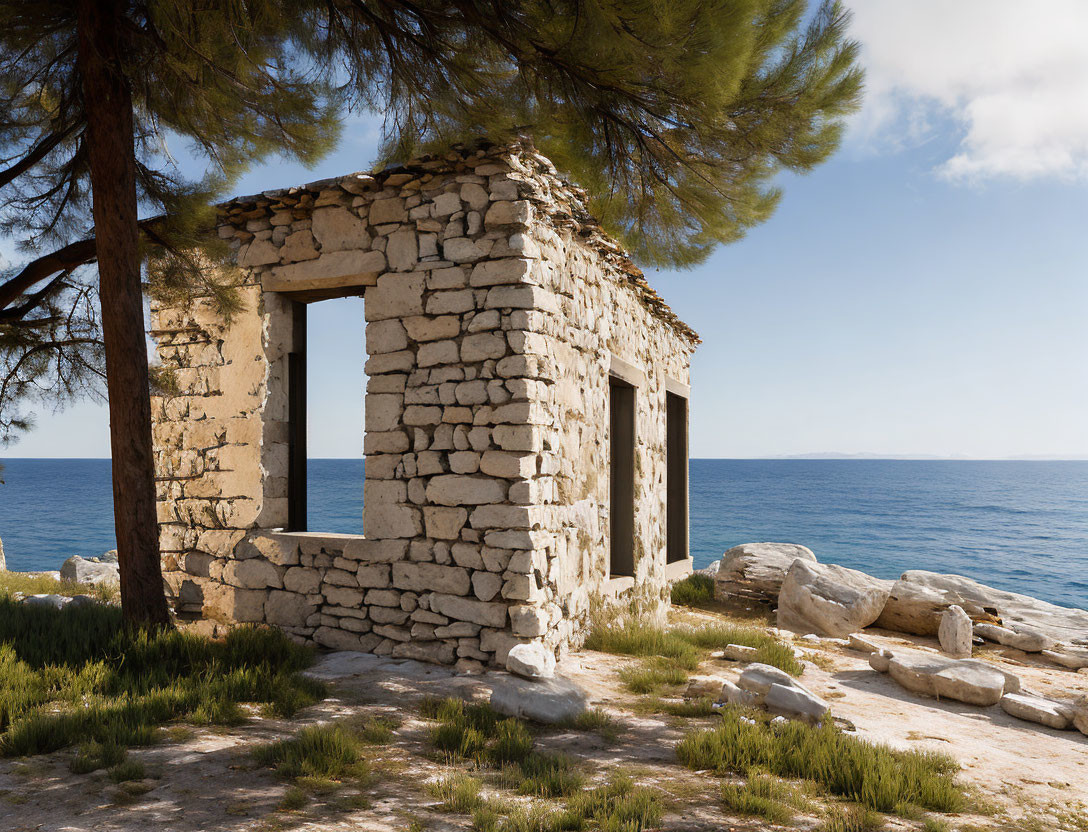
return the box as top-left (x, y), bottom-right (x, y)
top-left (363, 503), bottom-right (422, 538)
top-left (430, 593), bottom-right (508, 628)
top-left (424, 506), bottom-right (468, 539)
top-left (365, 272), bottom-right (425, 320)
top-left (426, 475), bottom-right (507, 505)
top-left (369, 197), bottom-right (406, 224)
top-left (366, 320), bottom-right (409, 355)
top-left (387, 229), bottom-right (418, 271)
top-left (470, 259), bottom-right (533, 287)
top-left (265, 249), bottom-right (385, 292)
top-left (392, 562), bottom-right (472, 595)
top-left (461, 333), bottom-right (507, 362)
top-left (357, 563), bottom-right (393, 587)
top-left (312, 206), bottom-right (368, 251)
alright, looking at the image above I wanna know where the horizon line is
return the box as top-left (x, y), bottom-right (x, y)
top-left (4, 455), bottom-right (1088, 462)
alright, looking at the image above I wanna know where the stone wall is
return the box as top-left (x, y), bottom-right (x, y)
top-left (151, 142), bottom-right (697, 668)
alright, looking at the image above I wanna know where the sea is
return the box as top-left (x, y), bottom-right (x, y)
top-left (1, 458), bottom-right (1086, 610)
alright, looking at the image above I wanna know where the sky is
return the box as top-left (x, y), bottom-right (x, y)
top-left (4, 0), bottom-right (1088, 460)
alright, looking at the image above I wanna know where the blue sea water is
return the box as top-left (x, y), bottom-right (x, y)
top-left (1, 458), bottom-right (1086, 610)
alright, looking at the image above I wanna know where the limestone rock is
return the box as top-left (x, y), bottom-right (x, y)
top-left (713, 543), bottom-right (817, 604)
top-left (505, 642), bottom-right (556, 679)
top-left (958, 660), bottom-right (1020, 694)
top-left (60, 555), bottom-right (120, 586)
top-left (777, 560), bottom-right (892, 638)
top-left (973, 623), bottom-right (1055, 653)
top-left (848, 633), bottom-right (879, 654)
top-left (1000, 693), bottom-right (1073, 730)
top-left (887, 655), bottom-right (1005, 706)
top-left (938, 605), bottom-right (973, 657)
top-left (1041, 647), bottom-right (1088, 670)
top-left (869, 648), bottom-right (893, 672)
top-left (489, 675), bottom-right (588, 724)
top-left (874, 580), bottom-right (964, 636)
top-left (718, 680), bottom-right (760, 707)
top-left (900, 570), bottom-right (1088, 645)
top-left (1074, 702), bottom-right (1088, 736)
top-left (764, 682), bottom-right (830, 726)
top-left (737, 663), bottom-right (804, 697)
top-left (686, 676), bottom-right (727, 699)
top-left (720, 643), bottom-right (760, 662)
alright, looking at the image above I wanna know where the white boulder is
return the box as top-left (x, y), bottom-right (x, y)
top-left (938, 605), bottom-right (973, 657)
top-left (686, 676), bottom-right (727, 699)
top-left (1000, 694), bottom-right (1074, 730)
top-left (505, 642), bottom-right (556, 679)
top-left (60, 555), bottom-right (120, 586)
top-left (489, 675), bottom-right (587, 724)
top-left (718, 680), bottom-right (761, 707)
top-left (714, 543), bottom-right (817, 604)
top-left (764, 682), bottom-right (830, 725)
top-left (777, 560), bottom-right (893, 638)
top-left (736, 662), bottom-right (801, 697)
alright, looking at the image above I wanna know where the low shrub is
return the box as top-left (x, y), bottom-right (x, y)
top-left (676, 708), bottom-right (962, 814)
top-left (670, 574), bottom-right (715, 607)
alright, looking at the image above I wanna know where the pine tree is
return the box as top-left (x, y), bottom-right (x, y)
top-left (0, 0), bottom-right (862, 627)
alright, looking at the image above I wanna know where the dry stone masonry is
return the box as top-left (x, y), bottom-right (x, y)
top-left (150, 141), bottom-right (697, 669)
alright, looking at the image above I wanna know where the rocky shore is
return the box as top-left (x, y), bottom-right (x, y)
top-left (700, 542), bottom-right (1088, 736)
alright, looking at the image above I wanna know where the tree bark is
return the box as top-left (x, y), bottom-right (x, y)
top-left (76, 0), bottom-right (171, 628)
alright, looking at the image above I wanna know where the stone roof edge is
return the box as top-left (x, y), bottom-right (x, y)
top-left (217, 140), bottom-right (701, 347)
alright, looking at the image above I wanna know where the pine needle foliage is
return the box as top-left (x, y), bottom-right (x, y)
top-left (1, 0), bottom-right (862, 438)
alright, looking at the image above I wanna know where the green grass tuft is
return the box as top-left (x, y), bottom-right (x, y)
top-left (720, 772), bottom-right (812, 824)
top-left (676, 708), bottom-right (962, 814)
top-left (670, 574), bottom-right (715, 606)
top-left (0, 598), bottom-right (323, 759)
top-left (817, 805), bottom-right (886, 831)
top-left (586, 618), bottom-right (802, 678)
top-left (253, 723), bottom-right (369, 782)
top-left (108, 758), bottom-right (147, 783)
top-left (429, 772), bottom-right (485, 813)
top-left (422, 698), bottom-right (584, 798)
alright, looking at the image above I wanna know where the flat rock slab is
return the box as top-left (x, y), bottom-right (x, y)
top-left (304, 650), bottom-right (456, 682)
top-left (1000, 694), bottom-right (1073, 730)
top-left (1041, 648), bottom-right (1088, 670)
top-left (777, 560), bottom-right (893, 638)
top-left (887, 655), bottom-right (1006, 706)
top-left (713, 542), bottom-right (816, 604)
top-left (489, 674), bottom-right (588, 724)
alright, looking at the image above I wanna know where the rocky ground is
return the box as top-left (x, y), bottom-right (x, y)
top-left (2, 598), bottom-right (1086, 832)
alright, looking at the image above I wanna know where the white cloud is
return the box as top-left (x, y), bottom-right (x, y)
top-left (847, 0), bottom-right (1088, 181)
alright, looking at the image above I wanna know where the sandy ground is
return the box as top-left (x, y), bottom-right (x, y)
top-left (2, 607), bottom-right (1086, 832)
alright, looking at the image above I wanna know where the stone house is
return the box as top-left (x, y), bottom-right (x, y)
top-left (151, 141), bottom-right (698, 668)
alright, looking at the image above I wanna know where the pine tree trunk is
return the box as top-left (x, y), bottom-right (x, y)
top-left (76, 0), bottom-right (171, 628)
